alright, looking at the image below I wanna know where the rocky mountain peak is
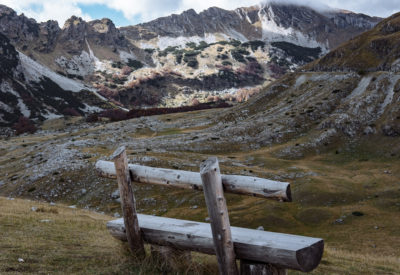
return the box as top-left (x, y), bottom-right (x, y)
top-left (123, 2), bottom-right (381, 51)
top-left (181, 8), bottom-right (197, 17)
top-left (0, 5), bottom-right (39, 44)
top-left (0, 4), bottom-right (16, 16)
top-left (63, 16), bottom-right (86, 29)
top-left (89, 18), bottom-right (117, 34)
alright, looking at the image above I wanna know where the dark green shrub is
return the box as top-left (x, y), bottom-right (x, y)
top-left (229, 39), bottom-right (241, 47)
top-left (111, 61), bottom-right (122, 68)
top-left (186, 60), bottom-right (198, 68)
top-left (271, 41), bottom-right (321, 63)
top-left (186, 42), bottom-right (196, 48)
top-left (144, 48), bottom-right (155, 54)
top-left (127, 59), bottom-right (144, 70)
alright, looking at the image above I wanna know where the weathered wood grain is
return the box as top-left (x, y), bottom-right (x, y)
top-left (200, 157), bottom-right (238, 275)
top-left (96, 160), bottom-right (291, 201)
top-left (107, 215), bottom-right (324, 272)
top-left (111, 146), bottom-right (145, 258)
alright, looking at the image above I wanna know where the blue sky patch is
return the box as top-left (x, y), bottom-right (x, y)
top-left (78, 3), bottom-right (139, 26)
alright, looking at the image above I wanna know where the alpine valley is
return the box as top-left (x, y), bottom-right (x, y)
top-left (0, 2), bottom-right (380, 127)
top-left (1, 1), bottom-right (400, 274)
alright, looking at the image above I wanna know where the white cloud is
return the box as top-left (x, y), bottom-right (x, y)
top-left (179, 0), bottom-right (260, 13)
top-left (0, 0), bottom-right (398, 28)
top-left (0, 0), bottom-right (93, 25)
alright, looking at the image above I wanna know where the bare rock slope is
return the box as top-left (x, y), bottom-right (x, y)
top-left (0, 33), bottom-right (111, 127)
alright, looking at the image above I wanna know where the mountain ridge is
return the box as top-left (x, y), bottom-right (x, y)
top-left (0, 3), bottom-right (384, 128)
top-left (122, 3), bottom-right (381, 50)
top-left (307, 12), bottom-right (400, 72)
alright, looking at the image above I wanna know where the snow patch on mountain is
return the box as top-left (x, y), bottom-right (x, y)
top-left (259, 8), bottom-right (328, 51)
top-left (348, 76), bottom-right (372, 99)
top-left (80, 103), bottom-right (103, 113)
top-left (85, 39), bottom-right (106, 72)
top-left (17, 98), bottom-right (30, 117)
top-left (19, 52), bottom-right (92, 92)
top-left (0, 101), bottom-right (13, 113)
top-left (294, 74), bottom-right (308, 88)
top-left (379, 74), bottom-right (400, 116)
top-left (55, 52), bottom-right (94, 77)
top-left (1, 81), bottom-right (30, 117)
top-left (157, 34), bottom-right (217, 50)
top-left (223, 29), bottom-right (248, 42)
top-left (119, 50), bottom-right (136, 62)
top-left (41, 110), bottom-right (63, 120)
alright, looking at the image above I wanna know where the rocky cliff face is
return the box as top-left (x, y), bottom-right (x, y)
top-left (0, 33), bottom-right (111, 127)
top-left (122, 3), bottom-right (381, 50)
top-left (0, 33), bottom-right (20, 77)
top-left (0, 5), bottom-right (61, 54)
top-left (0, 5), bottom-right (142, 77)
top-left (59, 16), bottom-right (129, 55)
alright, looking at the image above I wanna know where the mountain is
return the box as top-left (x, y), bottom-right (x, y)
top-left (0, 32), bottom-right (111, 128)
top-left (121, 3), bottom-right (381, 50)
top-left (196, 12), bottom-right (400, 158)
top-left (0, 5), bottom-right (148, 76)
top-left (0, 3), bottom-right (382, 127)
top-left (307, 12), bottom-right (400, 72)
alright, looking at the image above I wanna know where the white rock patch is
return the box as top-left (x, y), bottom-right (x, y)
top-left (19, 52), bottom-right (92, 93)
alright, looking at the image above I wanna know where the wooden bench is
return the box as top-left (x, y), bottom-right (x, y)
top-left (108, 215), bottom-right (323, 272)
top-left (96, 147), bottom-right (323, 274)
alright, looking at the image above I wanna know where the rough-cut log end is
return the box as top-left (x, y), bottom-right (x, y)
top-left (296, 239), bottom-right (324, 272)
top-left (200, 157), bottom-right (219, 175)
top-left (110, 146), bottom-right (126, 161)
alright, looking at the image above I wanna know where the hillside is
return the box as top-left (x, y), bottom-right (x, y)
top-left (204, 12), bottom-right (400, 158)
top-left (0, 3), bottom-right (381, 124)
top-left (0, 111), bottom-right (399, 274)
top-left (307, 12), bottom-right (400, 72)
top-left (0, 33), bottom-right (112, 128)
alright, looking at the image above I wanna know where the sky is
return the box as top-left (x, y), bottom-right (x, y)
top-left (0, 0), bottom-right (399, 27)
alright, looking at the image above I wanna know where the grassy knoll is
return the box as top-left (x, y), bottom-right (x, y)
top-left (1, 196), bottom-right (399, 274)
top-left (0, 197), bottom-right (217, 274)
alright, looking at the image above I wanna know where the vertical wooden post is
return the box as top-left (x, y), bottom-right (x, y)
top-left (240, 260), bottom-right (287, 275)
top-left (111, 146), bottom-right (145, 258)
top-left (200, 157), bottom-right (238, 275)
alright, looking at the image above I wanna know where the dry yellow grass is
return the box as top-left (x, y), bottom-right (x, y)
top-left (0, 197), bottom-right (218, 274)
top-left (1, 108), bottom-right (400, 274)
top-left (1, 194), bottom-right (400, 274)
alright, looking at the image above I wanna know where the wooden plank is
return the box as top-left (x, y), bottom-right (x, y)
top-left (107, 215), bottom-right (324, 272)
top-left (240, 260), bottom-right (287, 275)
top-left (200, 157), bottom-right (238, 275)
top-left (111, 146), bottom-right (145, 258)
top-left (96, 160), bottom-right (291, 201)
